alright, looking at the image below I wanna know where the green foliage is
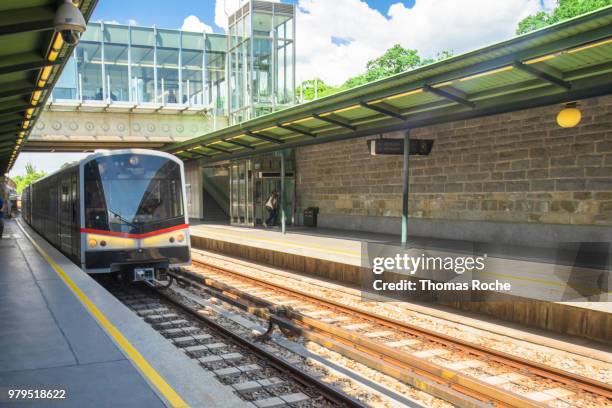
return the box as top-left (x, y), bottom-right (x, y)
top-left (297, 79), bottom-right (331, 100)
top-left (12, 163), bottom-right (46, 194)
top-left (364, 45), bottom-right (423, 81)
top-left (516, 0), bottom-right (612, 35)
top-left (298, 45), bottom-right (453, 101)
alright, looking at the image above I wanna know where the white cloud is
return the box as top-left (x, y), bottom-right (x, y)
top-left (295, 0), bottom-right (547, 85)
top-left (211, 0), bottom-right (549, 86)
top-left (181, 15), bottom-right (213, 33)
top-left (127, 19), bottom-right (138, 26)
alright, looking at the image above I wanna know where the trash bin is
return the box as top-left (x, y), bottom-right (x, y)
top-left (303, 207), bottom-right (319, 227)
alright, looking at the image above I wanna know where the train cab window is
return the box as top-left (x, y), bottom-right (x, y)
top-left (84, 154), bottom-right (184, 234)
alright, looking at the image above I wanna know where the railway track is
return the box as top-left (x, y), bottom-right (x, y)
top-left (170, 256), bottom-right (612, 408)
top-left (104, 281), bottom-right (366, 408)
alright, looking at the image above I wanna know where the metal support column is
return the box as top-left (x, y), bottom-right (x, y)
top-left (401, 131), bottom-right (410, 248)
top-left (127, 23), bottom-right (133, 102)
top-left (153, 25), bottom-right (158, 103)
top-left (100, 22), bottom-right (106, 101)
top-left (280, 150), bottom-right (286, 234)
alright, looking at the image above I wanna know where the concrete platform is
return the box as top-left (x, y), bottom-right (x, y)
top-left (189, 223), bottom-right (611, 344)
top-left (0, 219), bottom-right (249, 408)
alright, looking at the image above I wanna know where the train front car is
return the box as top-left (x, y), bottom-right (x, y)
top-left (81, 150), bottom-right (190, 282)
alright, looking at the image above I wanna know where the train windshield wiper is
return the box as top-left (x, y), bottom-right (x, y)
top-left (107, 208), bottom-right (138, 229)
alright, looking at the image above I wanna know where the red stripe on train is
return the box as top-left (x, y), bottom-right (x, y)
top-left (80, 224), bottom-right (189, 239)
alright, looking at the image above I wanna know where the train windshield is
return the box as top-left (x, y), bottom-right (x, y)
top-left (84, 154), bottom-right (184, 234)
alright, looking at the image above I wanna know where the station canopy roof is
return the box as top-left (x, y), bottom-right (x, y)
top-left (166, 6), bottom-right (612, 164)
top-left (0, 0), bottom-right (98, 174)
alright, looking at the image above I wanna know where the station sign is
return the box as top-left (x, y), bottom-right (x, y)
top-left (368, 138), bottom-right (434, 156)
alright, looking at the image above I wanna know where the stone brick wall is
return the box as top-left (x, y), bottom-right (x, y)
top-left (296, 95), bottom-right (612, 229)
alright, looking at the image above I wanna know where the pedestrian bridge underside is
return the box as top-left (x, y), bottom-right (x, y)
top-left (24, 101), bottom-right (228, 152)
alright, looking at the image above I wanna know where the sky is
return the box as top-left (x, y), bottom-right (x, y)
top-left (10, 0), bottom-right (556, 177)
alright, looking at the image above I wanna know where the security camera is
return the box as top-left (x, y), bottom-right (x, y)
top-left (54, 0), bottom-right (86, 46)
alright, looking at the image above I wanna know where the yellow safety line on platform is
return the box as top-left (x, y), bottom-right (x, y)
top-left (16, 221), bottom-right (189, 408)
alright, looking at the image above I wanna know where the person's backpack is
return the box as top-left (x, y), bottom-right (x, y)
top-left (265, 195), bottom-right (275, 210)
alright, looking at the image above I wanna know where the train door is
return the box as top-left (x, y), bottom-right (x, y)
top-left (71, 170), bottom-right (80, 261)
top-left (60, 176), bottom-right (72, 255)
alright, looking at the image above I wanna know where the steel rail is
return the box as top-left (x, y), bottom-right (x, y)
top-left (182, 259), bottom-right (612, 401)
top-left (149, 283), bottom-right (367, 408)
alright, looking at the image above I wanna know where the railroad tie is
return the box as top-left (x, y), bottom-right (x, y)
top-left (155, 319), bottom-right (189, 329)
top-left (232, 377), bottom-right (285, 393)
top-left (214, 364), bottom-right (262, 378)
top-left (137, 307), bottom-right (169, 316)
top-left (253, 392), bottom-right (309, 408)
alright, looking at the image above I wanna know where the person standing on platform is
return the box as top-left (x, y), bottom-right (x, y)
top-left (263, 190), bottom-right (279, 228)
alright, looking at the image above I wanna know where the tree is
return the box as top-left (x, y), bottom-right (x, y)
top-left (297, 78), bottom-right (331, 101)
top-left (298, 45), bottom-right (453, 101)
top-left (517, 0), bottom-right (612, 35)
top-left (364, 45), bottom-right (424, 82)
top-left (13, 163), bottom-right (46, 194)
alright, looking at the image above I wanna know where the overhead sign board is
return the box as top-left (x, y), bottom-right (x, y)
top-left (368, 139), bottom-right (434, 156)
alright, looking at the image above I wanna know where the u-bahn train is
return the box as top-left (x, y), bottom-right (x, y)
top-left (22, 149), bottom-right (191, 281)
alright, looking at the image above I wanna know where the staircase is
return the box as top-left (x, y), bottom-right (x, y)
top-left (202, 171), bottom-right (230, 223)
top-left (202, 188), bottom-right (229, 223)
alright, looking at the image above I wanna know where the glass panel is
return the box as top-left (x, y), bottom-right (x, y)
top-left (182, 32), bottom-right (204, 105)
top-left (157, 29), bottom-right (180, 104)
top-left (131, 27), bottom-right (155, 103)
top-left (181, 48), bottom-right (203, 105)
top-left (53, 55), bottom-right (78, 99)
top-left (81, 22), bottom-right (102, 42)
top-left (276, 39), bottom-right (293, 106)
top-left (253, 37), bottom-right (272, 107)
top-left (252, 12), bottom-right (273, 37)
top-left (206, 34), bottom-right (227, 113)
top-left (76, 40), bottom-right (103, 101)
top-left (104, 25), bottom-right (130, 101)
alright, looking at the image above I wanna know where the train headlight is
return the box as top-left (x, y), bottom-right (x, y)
top-left (88, 238), bottom-right (98, 248)
top-left (177, 234), bottom-right (185, 243)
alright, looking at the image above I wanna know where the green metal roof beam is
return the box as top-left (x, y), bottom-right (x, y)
top-left (0, 105), bottom-right (32, 117)
top-left (0, 6), bottom-right (55, 36)
top-left (0, 20), bottom-right (55, 37)
top-left (245, 130), bottom-right (284, 144)
top-left (312, 113), bottom-right (356, 130)
top-left (513, 61), bottom-right (571, 90)
top-left (359, 101), bottom-right (407, 121)
top-left (185, 150), bottom-right (210, 158)
top-left (222, 139), bottom-right (256, 149)
top-left (276, 123), bottom-right (317, 137)
top-left (204, 144), bottom-right (232, 154)
top-left (0, 86), bottom-right (50, 100)
top-left (0, 58), bottom-right (62, 76)
top-left (423, 85), bottom-right (475, 108)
